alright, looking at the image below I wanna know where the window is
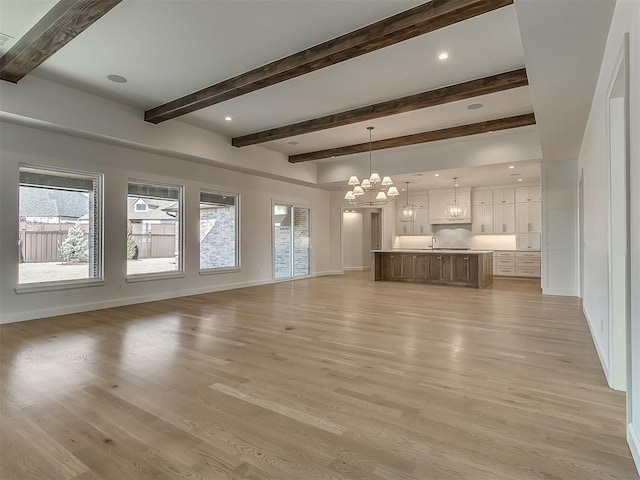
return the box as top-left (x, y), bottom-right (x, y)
top-left (18, 165), bottom-right (102, 286)
top-left (273, 203), bottom-right (310, 279)
top-left (127, 181), bottom-right (182, 277)
top-left (200, 190), bottom-right (239, 271)
top-left (134, 201), bottom-right (148, 212)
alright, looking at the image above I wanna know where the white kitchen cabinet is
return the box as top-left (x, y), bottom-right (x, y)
top-left (396, 211), bottom-right (414, 235)
top-left (472, 190), bottom-right (493, 206)
top-left (515, 251), bottom-right (541, 277)
top-left (493, 203), bottom-right (515, 234)
top-left (493, 252), bottom-right (515, 276)
top-left (412, 194), bottom-right (429, 209)
top-left (471, 205), bottom-right (493, 234)
top-left (396, 194), bottom-right (430, 236)
top-left (492, 188), bottom-right (515, 204)
top-left (516, 185), bottom-right (541, 203)
top-left (516, 233), bottom-right (541, 251)
top-left (413, 208), bottom-right (431, 235)
top-left (516, 201), bottom-right (541, 233)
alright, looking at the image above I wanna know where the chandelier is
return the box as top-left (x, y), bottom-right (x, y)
top-left (445, 176), bottom-right (466, 219)
top-left (344, 127), bottom-right (399, 206)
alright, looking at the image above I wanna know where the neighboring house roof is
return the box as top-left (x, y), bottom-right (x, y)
top-left (127, 197), bottom-right (178, 221)
top-left (19, 186), bottom-right (88, 219)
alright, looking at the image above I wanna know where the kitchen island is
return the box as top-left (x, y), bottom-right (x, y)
top-left (372, 250), bottom-right (493, 288)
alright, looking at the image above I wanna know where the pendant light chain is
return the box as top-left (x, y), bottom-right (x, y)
top-left (344, 127), bottom-right (398, 206)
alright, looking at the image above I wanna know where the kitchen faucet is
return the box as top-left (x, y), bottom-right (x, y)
top-left (429, 236), bottom-right (437, 251)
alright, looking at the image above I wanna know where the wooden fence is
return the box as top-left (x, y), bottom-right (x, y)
top-left (19, 231), bottom-right (176, 263)
top-left (132, 233), bottom-right (176, 259)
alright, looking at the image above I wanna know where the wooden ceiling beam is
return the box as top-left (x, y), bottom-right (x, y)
top-left (288, 113), bottom-right (536, 163)
top-left (232, 69), bottom-right (528, 147)
top-left (145, 0), bottom-right (514, 124)
top-left (0, 0), bottom-right (122, 83)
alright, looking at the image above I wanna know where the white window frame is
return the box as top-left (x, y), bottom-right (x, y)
top-left (199, 189), bottom-right (241, 275)
top-left (126, 179), bottom-right (184, 282)
top-left (15, 164), bottom-right (105, 294)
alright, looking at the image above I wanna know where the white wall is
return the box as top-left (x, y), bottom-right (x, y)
top-left (0, 76), bottom-right (317, 185)
top-left (0, 122), bottom-right (334, 323)
top-left (577, 0), bottom-right (639, 469)
top-left (541, 160), bottom-right (579, 297)
top-left (342, 211), bottom-right (364, 271)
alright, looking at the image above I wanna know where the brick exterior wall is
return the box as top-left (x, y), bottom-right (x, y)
top-left (293, 208), bottom-right (310, 276)
top-left (275, 207), bottom-right (310, 278)
top-left (200, 207), bottom-right (237, 269)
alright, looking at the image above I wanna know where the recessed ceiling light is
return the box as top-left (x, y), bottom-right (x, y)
top-left (508, 165), bottom-right (515, 169)
top-left (434, 173), bottom-right (440, 177)
top-left (288, 141), bottom-right (299, 145)
top-left (107, 74), bottom-right (127, 83)
top-left (518, 178), bottom-right (523, 182)
top-left (401, 188), bottom-right (406, 191)
top-left (454, 183), bottom-right (459, 187)
top-left (467, 103), bottom-right (483, 110)
top-left (438, 52), bottom-right (449, 60)
top-left (224, 116), bottom-right (232, 121)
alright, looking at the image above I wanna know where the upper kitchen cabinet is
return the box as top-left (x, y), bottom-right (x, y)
top-left (516, 201), bottom-right (541, 233)
top-left (396, 193), bottom-right (430, 236)
top-left (396, 211), bottom-right (414, 235)
top-left (472, 190), bottom-right (493, 206)
top-left (472, 204), bottom-right (493, 234)
top-left (493, 203), bottom-right (516, 234)
top-left (516, 185), bottom-right (541, 203)
top-left (429, 188), bottom-right (471, 224)
top-left (493, 188), bottom-right (515, 204)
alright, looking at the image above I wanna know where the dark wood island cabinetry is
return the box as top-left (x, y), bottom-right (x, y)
top-left (373, 250), bottom-right (493, 288)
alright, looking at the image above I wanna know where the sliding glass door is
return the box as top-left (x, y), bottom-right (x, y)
top-left (273, 203), bottom-right (310, 280)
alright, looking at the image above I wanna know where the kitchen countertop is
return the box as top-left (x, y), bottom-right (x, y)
top-left (371, 249), bottom-right (494, 254)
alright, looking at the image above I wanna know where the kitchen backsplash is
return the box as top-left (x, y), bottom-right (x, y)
top-left (394, 226), bottom-right (517, 251)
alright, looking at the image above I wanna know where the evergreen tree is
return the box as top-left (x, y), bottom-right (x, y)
top-left (126, 228), bottom-right (138, 260)
top-left (59, 223), bottom-right (88, 263)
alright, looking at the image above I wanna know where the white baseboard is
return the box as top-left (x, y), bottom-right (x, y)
top-left (0, 270), bottom-right (343, 324)
top-left (628, 423), bottom-right (640, 476)
top-left (314, 270), bottom-right (343, 276)
top-left (542, 287), bottom-right (579, 297)
top-left (582, 304), bottom-right (612, 387)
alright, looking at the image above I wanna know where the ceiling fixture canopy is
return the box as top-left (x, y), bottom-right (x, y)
top-left (445, 176), bottom-right (467, 220)
top-left (344, 127), bottom-right (398, 206)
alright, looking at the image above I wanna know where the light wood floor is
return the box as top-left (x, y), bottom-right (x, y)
top-left (1, 273), bottom-right (636, 480)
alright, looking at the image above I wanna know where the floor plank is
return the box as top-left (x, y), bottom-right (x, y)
top-left (0, 273), bottom-right (637, 479)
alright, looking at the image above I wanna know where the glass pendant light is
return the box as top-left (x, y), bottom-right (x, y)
top-left (445, 177), bottom-right (467, 219)
top-left (398, 182), bottom-right (416, 222)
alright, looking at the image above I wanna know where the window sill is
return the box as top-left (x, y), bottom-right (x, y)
top-left (126, 272), bottom-right (185, 283)
top-left (15, 279), bottom-right (106, 294)
top-left (199, 267), bottom-right (241, 276)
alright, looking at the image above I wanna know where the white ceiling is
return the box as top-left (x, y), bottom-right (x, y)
top-left (30, 0), bottom-right (422, 108)
top-left (381, 160), bottom-right (541, 192)
top-left (261, 86), bottom-right (533, 155)
top-left (515, 0), bottom-right (616, 162)
top-left (0, 1), bottom-right (56, 55)
top-left (179, 4), bottom-right (526, 142)
top-left (0, 1), bottom-right (616, 190)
